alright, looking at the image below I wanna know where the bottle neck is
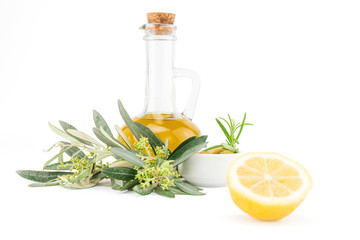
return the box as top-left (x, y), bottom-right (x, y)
top-left (142, 35), bottom-right (177, 116)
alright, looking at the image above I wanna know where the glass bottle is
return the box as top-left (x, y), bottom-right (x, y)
top-left (121, 14), bottom-right (201, 151)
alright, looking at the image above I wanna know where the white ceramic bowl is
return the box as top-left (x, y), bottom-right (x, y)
top-left (178, 152), bottom-right (241, 187)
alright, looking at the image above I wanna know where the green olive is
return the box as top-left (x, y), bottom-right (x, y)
top-left (206, 147), bottom-right (225, 154)
top-left (219, 150), bottom-right (234, 154)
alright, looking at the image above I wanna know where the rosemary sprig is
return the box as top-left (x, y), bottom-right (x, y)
top-left (203, 113), bottom-right (253, 153)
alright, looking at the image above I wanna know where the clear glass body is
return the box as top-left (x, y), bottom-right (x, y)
top-left (120, 23), bottom-right (201, 151)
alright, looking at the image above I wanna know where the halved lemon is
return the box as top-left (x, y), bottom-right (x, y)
top-left (227, 152), bottom-right (312, 220)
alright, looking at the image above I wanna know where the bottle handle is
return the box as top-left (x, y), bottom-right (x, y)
top-left (174, 68), bottom-right (201, 120)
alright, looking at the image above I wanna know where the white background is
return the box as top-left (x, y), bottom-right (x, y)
top-left (1, 0), bottom-right (360, 239)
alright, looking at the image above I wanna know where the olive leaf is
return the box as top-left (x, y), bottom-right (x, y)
top-left (61, 178), bottom-right (100, 189)
top-left (28, 182), bottom-right (60, 187)
top-left (44, 161), bottom-right (73, 170)
top-left (58, 151), bottom-right (64, 164)
top-left (109, 160), bottom-right (132, 168)
top-left (133, 185), bottom-right (154, 195)
top-left (121, 180), bottom-right (139, 191)
top-left (92, 127), bottom-right (126, 149)
top-left (169, 135), bottom-right (207, 160)
top-left (102, 167), bottom-right (137, 181)
top-left (115, 124), bottom-right (132, 149)
top-left (164, 139), bottom-right (169, 159)
top-left (93, 110), bottom-right (113, 137)
top-left (93, 127), bottom-right (115, 147)
top-left (110, 147), bottom-right (145, 167)
top-left (133, 122), bottom-right (166, 154)
top-left (154, 187), bottom-right (175, 198)
top-left (90, 151), bottom-right (114, 164)
top-left (117, 99), bottom-right (142, 140)
top-left (99, 126), bottom-right (127, 148)
top-left (111, 179), bottom-right (124, 190)
top-left (117, 99), bottom-right (169, 154)
top-left (48, 122), bottom-right (80, 144)
top-left (16, 170), bottom-right (73, 183)
top-left (43, 143), bottom-right (58, 153)
top-left (169, 136), bottom-right (208, 167)
top-left (69, 168), bottom-right (91, 183)
top-left (90, 171), bottom-right (106, 181)
top-left (169, 186), bottom-right (186, 195)
top-left (59, 142), bottom-right (86, 159)
top-left (43, 146), bottom-right (72, 169)
top-left (168, 136), bottom-right (196, 159)
top-left (66, 129), bottom-right (104, 147)
top-left (59, 121), bottom-right (94, 146)
top-left (174, 179), bottom-right (205, 195)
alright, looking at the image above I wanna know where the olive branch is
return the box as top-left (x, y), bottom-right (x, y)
top-left (17, 99), bottom-right (206, 197)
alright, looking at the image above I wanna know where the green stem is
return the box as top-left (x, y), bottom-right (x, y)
top-left (202, 144), bottom-right (223, 152)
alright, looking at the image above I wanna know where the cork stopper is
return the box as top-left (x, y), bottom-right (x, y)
top-left (147, 12), bottom-right (175, 24)
top-left (145, 12), bottom-right (176, 35)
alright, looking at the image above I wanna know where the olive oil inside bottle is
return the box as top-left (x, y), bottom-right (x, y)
top-left (120, 114), bottom-right (200, 151)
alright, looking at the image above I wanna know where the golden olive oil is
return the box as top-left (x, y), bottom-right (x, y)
top-left (120, 114), bottom-right (200, 151)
